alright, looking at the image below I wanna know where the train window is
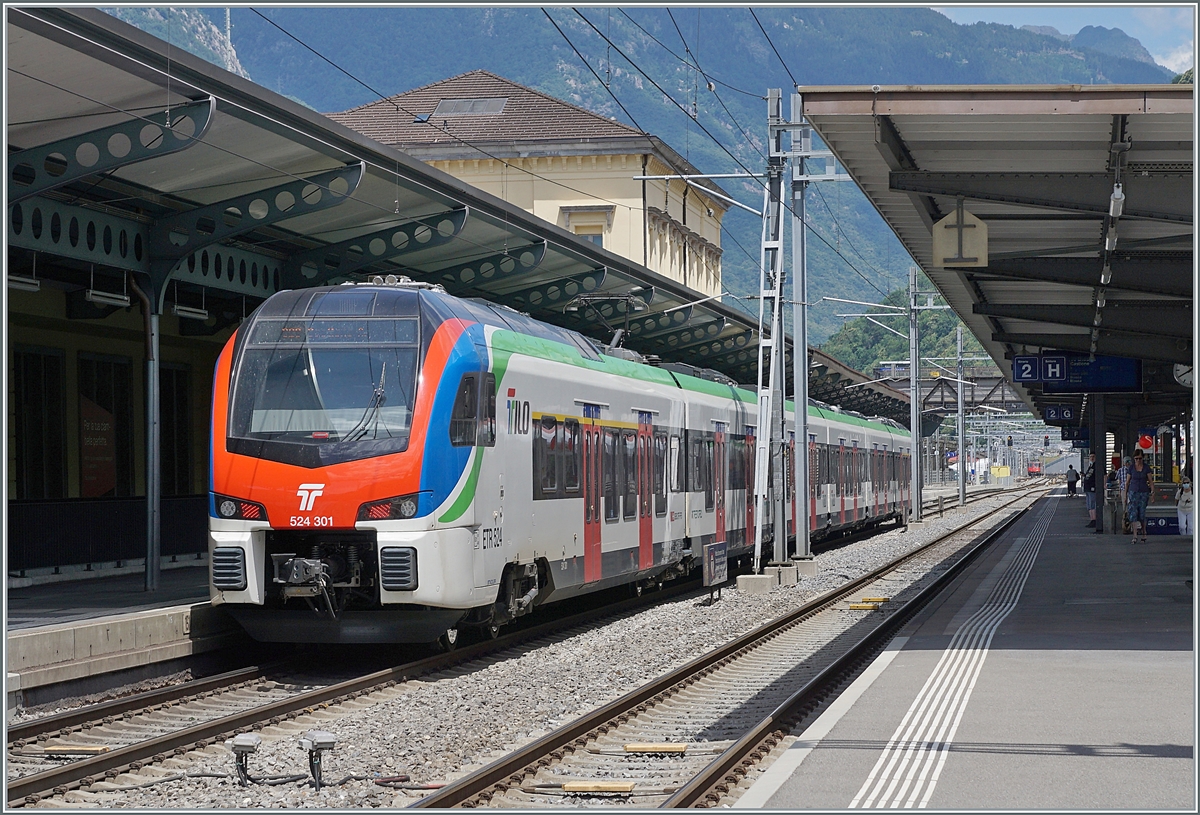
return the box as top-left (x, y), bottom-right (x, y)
top-left (449, 373), bottom-right (478, 447)
top-left (603, 429), bottom-right (619, 522)
top-left (478, 373), bottom-right (496, 447)
top-left (622, 430), bottom-right (637, 520)
top-left (728, 437), bottom-right (743, 491)
top-left (563, 420), bottom-right (581, 493)
top-left (654, 432), bottom-right (668, 516)
top-left (533, 416), bottom-right (559, 498)
top-left (687, 434), bottom-right (703, 492)
top-left (669, 434), bottom-right (682, 493)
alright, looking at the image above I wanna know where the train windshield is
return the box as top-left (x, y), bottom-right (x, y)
top-left (228, 292), bottom-right (421, 463)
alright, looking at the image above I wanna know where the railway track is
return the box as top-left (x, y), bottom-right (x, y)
top-left (5, 579), bottom-right (706, 807)
top-left (7, 484), bottom-right (1044, 808)
top-left (411, 488), bottom-right (1044, 808)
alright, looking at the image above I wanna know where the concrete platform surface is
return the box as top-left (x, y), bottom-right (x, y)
top-left (7, 563), bottom-right (210, 631)
top-left (738, 493), bottom-right (1194, 810)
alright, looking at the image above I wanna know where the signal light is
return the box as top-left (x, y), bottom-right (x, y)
top-left (1044, 435), bottom-right (1050, 446)
top-left (213, 493), bottom-right (268, 522)
top-left (357, 493), bottom-right (422, 521)
top-left (1007, 436), bottom-right (1013, 447)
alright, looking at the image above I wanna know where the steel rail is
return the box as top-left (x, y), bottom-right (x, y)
top-left (662, 497), bottom-right (1036, 807)
top-left (7, 665), bottom-right (275, 745)
top-left (411, 490), bottom-right (1038, 809)
top-left (6, 579), bottom-right (700, 807)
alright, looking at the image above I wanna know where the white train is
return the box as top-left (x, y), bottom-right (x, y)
top-left (209, 280), bottom-right (912, 645)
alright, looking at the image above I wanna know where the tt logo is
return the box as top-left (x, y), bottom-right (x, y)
top-left (296, 483), bottom-right (325, 511)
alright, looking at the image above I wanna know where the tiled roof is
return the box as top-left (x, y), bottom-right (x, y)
top-left (326, 69), bottom-right (646, 148)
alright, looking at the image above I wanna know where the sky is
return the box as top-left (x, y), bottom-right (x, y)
top-left (932, 6), bottom-right (1195, 72)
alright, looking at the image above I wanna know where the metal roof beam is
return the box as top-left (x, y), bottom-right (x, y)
top-left (989, 233), bottom-right (1192, 260)
top-left (623, 306), bottom-right (694, 341)
top-left (975, 301), bottom-right (1191, 337)
top-left (281, 207), bottom-right (467, 289)
top-left (874, 115), bottom-right (940, 229)
top-left (890, 171), bottom-right (1192, 223)
top-left (149, 164), bottom-right (365, 304)
top-left (432, 243), bottom-right (547, 295)
top-left (504, 269), bottom-right (609, 315)
top-left (993, 331), bottom-right (1191, 364)
top-left (637, 318), bottom-right (732, 355)
top-left (973, 255), bottom-right (1192, 298)
top-left (8, 195), bottom-right (284, 299)
top-left (8, 98), bottom-right (215, 205)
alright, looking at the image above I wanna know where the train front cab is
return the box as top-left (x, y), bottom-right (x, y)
top-left (208, 285), bottom-right (505, 644)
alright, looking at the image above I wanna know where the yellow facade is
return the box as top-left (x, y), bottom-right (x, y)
top-left (425, 153), bottom-right (726, 299)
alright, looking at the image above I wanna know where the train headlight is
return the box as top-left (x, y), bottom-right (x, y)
top-left (357, 493), bottom-right (423, 521)
top-left (213, 493), bottom-right (268, 522)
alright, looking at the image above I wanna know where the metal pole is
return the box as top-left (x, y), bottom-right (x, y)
top-left (145, 312), bottom-right (161, 591)
top-left (791, 96), bottom-right (811, 561)
top-left (908, 266), bottom-right (922, 521)
top-left (957, 325), bottom-right (966, 505)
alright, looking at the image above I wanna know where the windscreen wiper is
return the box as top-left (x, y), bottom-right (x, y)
top-left (343, 362), bottom-right (387, 443)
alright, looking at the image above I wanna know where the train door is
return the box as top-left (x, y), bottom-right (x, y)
top-left (873, 444), bottom-right (880, 518)
top-left (637, 412), bottom-right (654, 570)
top-left (713, 423), bottom-right (726, 544)
top-left (852, 441), bottom-right (860, 521)
top-left (838, 439), bottom-right (847, 526)
top-left (808, 434), bottom-right (818, 531)
top-left (743, 426), bottom-right (755, 550)
top-left (788, 432), bottom-right (797, 539)
top-left (581, 405), bottom-right (602, 582)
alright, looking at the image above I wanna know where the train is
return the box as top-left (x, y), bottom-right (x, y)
top-left (208, 278), bottom-right (912, 645)
top-left (1027, 462), bottom-right (1043, 476)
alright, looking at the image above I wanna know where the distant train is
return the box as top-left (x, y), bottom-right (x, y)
top-left (1027, 463), bottom-right (1042, 476)
top-left (209, 279), bottom-right (912, 645)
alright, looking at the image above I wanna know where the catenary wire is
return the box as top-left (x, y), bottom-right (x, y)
top-left (252, 7), bottom-right (769, 302)
top-left (250, 8), bottom-right (642, 219)
top-left (749, 9), bottom-right (801, 90)
top-left (572, 9), bottom-right (891, 296)
top-left (618, 9), bottom-right (763, 99)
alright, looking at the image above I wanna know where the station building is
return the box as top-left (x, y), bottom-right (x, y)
top-left (327, 70), bottom-right (729, 298)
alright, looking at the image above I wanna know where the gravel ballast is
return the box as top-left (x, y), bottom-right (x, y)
top-left (26, 494), bottom-right (1028, 809)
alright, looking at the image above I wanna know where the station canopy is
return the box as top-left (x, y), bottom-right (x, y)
top-left (5, 8), bottom-right (911, 425)
top-left (799, 84), bottom-right (1193, 429)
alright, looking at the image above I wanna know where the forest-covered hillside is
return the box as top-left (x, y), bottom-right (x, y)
top-left (102, 7), bottom-right (1177, 373)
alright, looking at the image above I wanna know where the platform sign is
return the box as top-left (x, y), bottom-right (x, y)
top-left (1071, 440), bottom-right (1090, 448)
top-left (702, 541), bottom-right (727, 587)
top-left (1013, 356), bottom-right (1040, 383)
top-left (1040, 355), bottom-right (1067, 382)
top-left (1061, 426), bottom-right (1089, 441)
top-left (1042, 352), bottom-right (1142, 394)
top-left (1044, 404), bottom-right (1075, 424)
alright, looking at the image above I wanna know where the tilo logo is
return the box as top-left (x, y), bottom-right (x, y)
top-left (296, 483), bottom-right (325, 511)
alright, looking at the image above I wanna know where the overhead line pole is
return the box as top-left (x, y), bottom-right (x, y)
top-left (957, 325), bottom-right (966, 506)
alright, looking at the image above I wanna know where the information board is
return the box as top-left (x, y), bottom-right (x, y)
top-left (702, 541), bottom-right (727, 587)
top-left (1041, 352), bottom-right (1142, 394)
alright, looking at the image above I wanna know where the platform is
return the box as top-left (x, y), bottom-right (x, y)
top-left (738, 492), bottom-right (1194, 810)
top-left (5, 564), bottom-right (240, 711)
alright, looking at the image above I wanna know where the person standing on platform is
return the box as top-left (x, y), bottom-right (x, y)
top-left (1083, 453), bottom-right (1098, 528)
top-left (1118, 456), bottom-right (1133, 534)
top-left (1066, 465), bottom-right (1078, 497)
top-left (1123, 450), bottom-right (1153, 544)
top-left (1176, 477), bottom-right (1194, 537)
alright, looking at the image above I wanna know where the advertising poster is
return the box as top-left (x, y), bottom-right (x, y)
top-left (80, 395), bottom-right (116, 497)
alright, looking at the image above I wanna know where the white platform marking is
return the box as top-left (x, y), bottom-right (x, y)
top-left (849, 500), bottom-right (1054, 809)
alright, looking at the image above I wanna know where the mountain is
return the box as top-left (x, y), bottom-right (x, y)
top-left (1020, 23), bottom-right (1164, 68)
top-left (1068, 25), bottom-right (1161, 67)
top-left (102, 7), bottom-right (1176, 360)
top-left (102, 7), bottom-right (249, 79)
